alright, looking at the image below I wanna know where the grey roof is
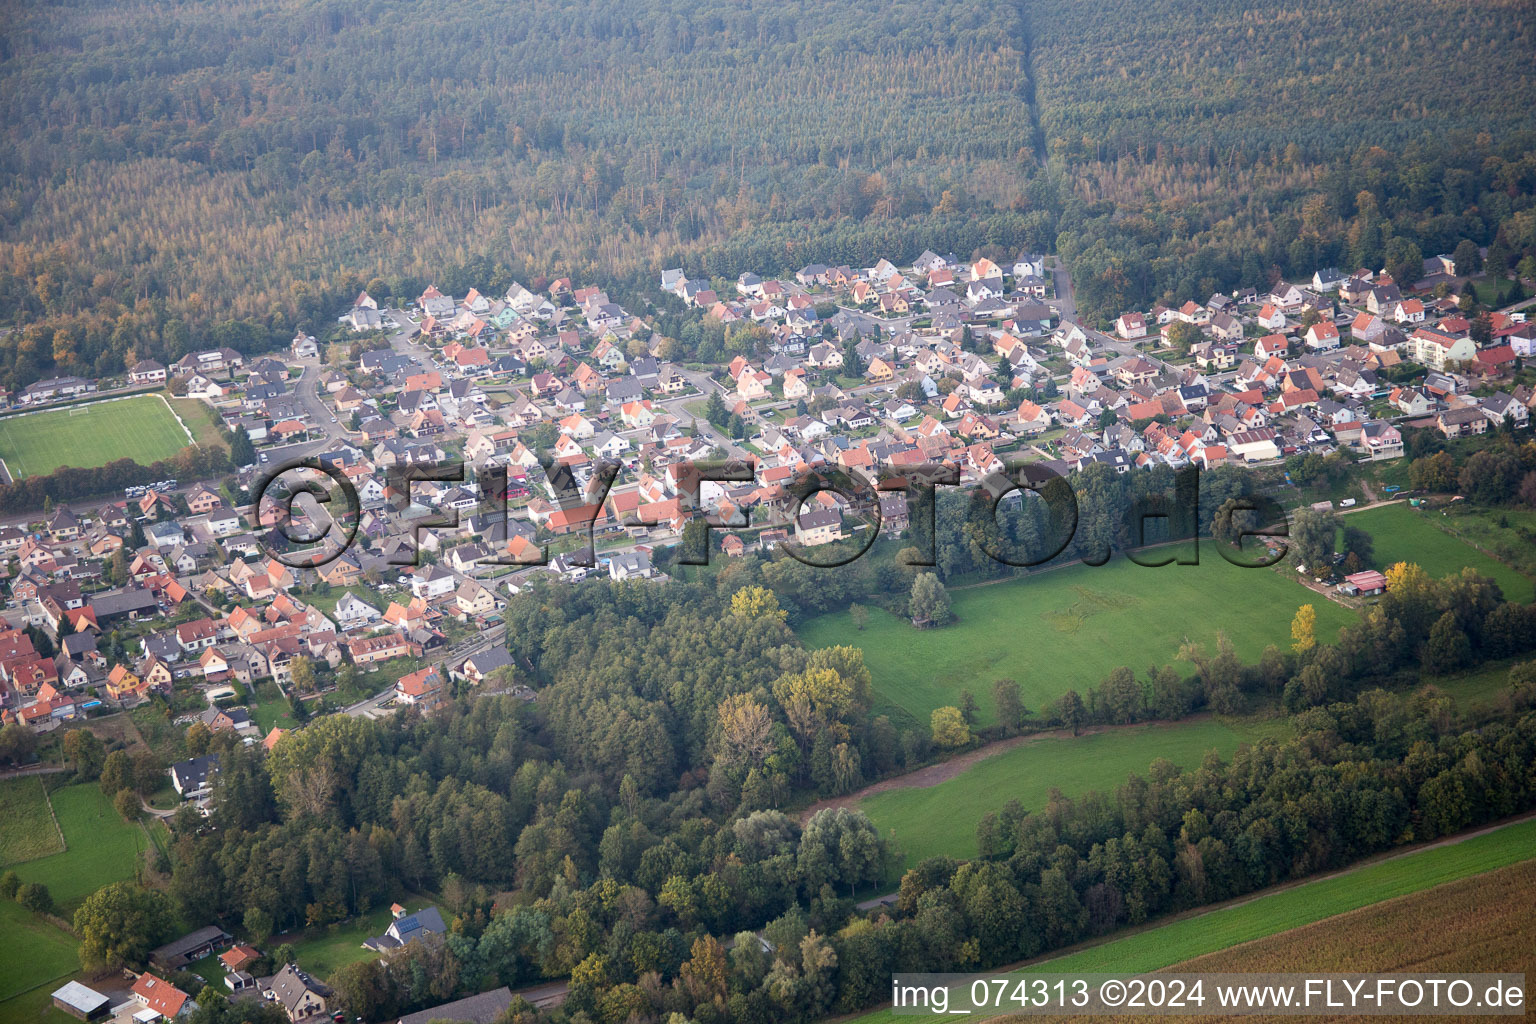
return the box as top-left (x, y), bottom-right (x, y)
top-left (169, 755), bottom-right (221, 794)
top-left (396, 988), bottom-right (514, 1024)
top-left (365, 906), bottom-right (447, 951)
top-left (92, 589), bottom-right (160, 620)
top-left (268, 964), bottom-right (329, 1013)
top-left (464, 646), bottom-right (514, 675)
top-left (151, 924), bottom-right (231, 962)
top-left (52, 981), bottom-right (110, 1015)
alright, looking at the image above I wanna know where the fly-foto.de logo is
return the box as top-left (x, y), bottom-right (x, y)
top-left (253, 457), bottom-right (1290, 572)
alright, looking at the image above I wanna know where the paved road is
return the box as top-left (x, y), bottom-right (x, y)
top-left (1047, 256), bottom-right (1078, 324)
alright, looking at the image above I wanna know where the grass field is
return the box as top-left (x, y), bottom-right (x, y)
top-left (0, 395), bottom-right (190, 479)
top-left (799, 555), bottom-right (1355, 728)
top-left (1432, 504), bottom-right (1536, 581)
top-left (0, 981), bottom-right (80, 1024)
top-left (1420, 658), bottom-right (1527, 709)
top-left (1343, 503), bottom-right (1535, 603)
top-left (286, 904), bottom-right (399, 977)
top-left (859, 716), bottom-right (1291, 870)
top-left (854, 816), bottom-right (1536, 1023)
top-left (250, 680), bottom-right (300, 734)
top-left (167, 396), bottom-right (228, 450)
top-left (0, 777), bottom-right (65, 865)
top-left (10, 784), bottom-right (148, 911)
top-left (0, 899), bottom-right (79, 1004)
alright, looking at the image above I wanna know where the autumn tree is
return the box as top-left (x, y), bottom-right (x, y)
top-left (99, 749), bottom-right (134, 796)
top-left (1291, 604), bottom-right (1317, 653)
top-left (714, 694), bottom-right (778, 772)
top-left (112, 785), bottom-right (143, 823)
top-left (930, 706), bottom-right (971, 748)
top-left (289, 655), bottom-right (316, 693)
top-left (731, 585), bottom-right (786, 622)
top-left (62, 728), bottom-right (105, 780)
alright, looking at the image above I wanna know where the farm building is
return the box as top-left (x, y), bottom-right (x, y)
top-left (1341, 570), bottom-right (1388, 596)
top-left (51, 982), bottom-right (111, 1021)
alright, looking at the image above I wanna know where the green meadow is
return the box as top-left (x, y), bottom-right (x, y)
top-left (5, 782), bottom-right (150, 911)
top-left (1343, 502), bottom-right (1535, 602)
top-left (860, 716), bottom-right (1291, 870)
top-left (799, 555), bottom-right (1354, 728)
top-left (0, 777), bottom-right (65, 865)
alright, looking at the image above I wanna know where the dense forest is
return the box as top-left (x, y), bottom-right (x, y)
top-left (0, 0), bottom-right (1040, 387)
top-left (1035, 0), bottom-right (1536, 316)
top-left (3, 0), bottom-right (1535, 387)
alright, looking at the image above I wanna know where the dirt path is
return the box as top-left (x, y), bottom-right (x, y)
top-left (799, 718), bottom-right (1206, 822)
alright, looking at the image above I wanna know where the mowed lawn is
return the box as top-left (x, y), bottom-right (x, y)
top-left (10, 784), bottom-right (148, 911)
top-left (1344, 502), bottom-right (1535, 602)
top-left (0, 777), bottom-right (65, 865)
top-left (799, 556), bottom-right (1354, 728)
top-left (0, 395), bottom-right (190, 479)
top-left (287, 904), bottom-right (398, 977)
top-left (861, 716), bottom-right (1290, 870)
top-left (854, 816), bottom-right (1536, 1023)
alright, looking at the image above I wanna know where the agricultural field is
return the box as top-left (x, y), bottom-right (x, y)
top-left (854, 817), bottom-right (1536, 1023)
top-left (799, 555), bottom-right (1354, 728)
top-left (857, 716), bottom-right (1291, 870)
top-left (9, 784), bottom-right (149, 911)
top-left (1166, 856), bottom-right (1536, 974)
top-left (0, 395), bottom-right (190, 480)
top-left (0, 777), bottom-right (64, 864)
top-left (1015, 859), bottom-right (1536, 1024)
top-left (1343, 502), bottom-right (1535, 602)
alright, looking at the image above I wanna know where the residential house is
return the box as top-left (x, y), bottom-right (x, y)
top-left (1437, 406), bottom-right (1488, 438)
top-left (130, 975), bottom-right (192, 1021)
top-left (363, 907), bottom-right (448, 952)
top-left (263, 965), bottom-right (330, 1022)
top-left (795, 508), bottom-right (842, 547)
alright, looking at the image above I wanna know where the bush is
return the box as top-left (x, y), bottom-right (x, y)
top-left (16, 882), bottom-right (54, 916)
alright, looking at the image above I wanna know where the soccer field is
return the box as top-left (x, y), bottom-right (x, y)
top-left (0, 395), bottom-right (192, 480)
